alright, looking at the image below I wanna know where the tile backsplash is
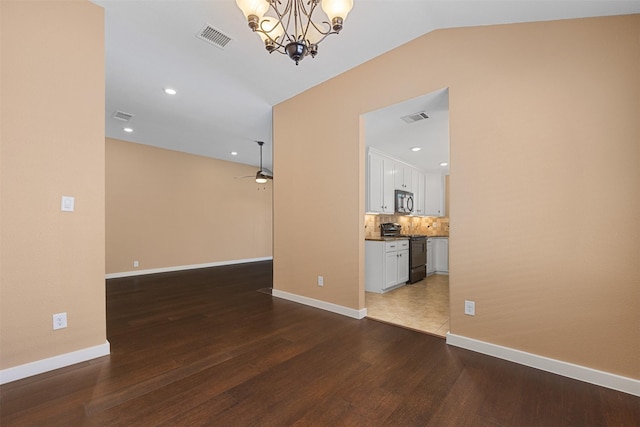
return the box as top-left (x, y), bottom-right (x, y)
top-left (365, 214), bottom-right (450, 238)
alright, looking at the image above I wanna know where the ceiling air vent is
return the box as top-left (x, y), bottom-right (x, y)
top-left (401, 111), bottom-right (429, 124)
top-left (112, 110), bottom-right (133, 122)
top-left (196, 24), bottom-right (232, 49)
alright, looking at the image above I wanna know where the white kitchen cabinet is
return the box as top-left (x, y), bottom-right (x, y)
top-left (394, 163), bottom-right (413, 192)
top-left (366, 148), bottom-right (439, 217)
top-left (412, 169), bottom-right (425, 216)
top-left (425, 173), bottom-right (445, 217)
top-left (366, 239), bottom-right (410, 293)
top-left (426, 238), bottom-right (435, 275)
top-left (397, 246), bottom-right (410, 284)
top-left (367, 150), bottom-right (395, 214)
top-left (433, 237), bottom-right (449, 274)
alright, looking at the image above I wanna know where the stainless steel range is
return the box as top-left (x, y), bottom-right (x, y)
top-left (380, 223), bottom-right (427, 284)
top-left (407, 236), bottom-right (427, 283)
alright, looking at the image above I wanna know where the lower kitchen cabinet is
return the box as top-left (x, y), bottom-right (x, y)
top-left (426, 238), bottom-right (435, 275)
top-left (427, 237), bottom-right (449, 275)
top-left (365, 239), bottom-right (409, 293)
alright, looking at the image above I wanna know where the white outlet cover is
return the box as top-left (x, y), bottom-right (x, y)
top-left (464, 300), bottom-right (476, 316)
top-left (61, 196), bottom-right (75, 212)
top-left (317, 275), bottom-right (324, 286)
top-left (53, 312), bottom-right (68, 330)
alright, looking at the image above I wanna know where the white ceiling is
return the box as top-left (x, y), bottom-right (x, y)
top-left (365, 88), bottom-right (450, 174)
top-left (92, 0), bottom-right (640, 172)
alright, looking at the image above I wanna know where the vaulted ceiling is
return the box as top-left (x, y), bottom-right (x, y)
top-left (93, 0), bottom-right (640, 171)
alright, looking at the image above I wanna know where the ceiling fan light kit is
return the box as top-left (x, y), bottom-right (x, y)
top-left (255, 171), bottom-right (269, 184)
top-left (235, 0), bottom-right (354, 65)
top-left (255, 141), bottom-right (272, 183)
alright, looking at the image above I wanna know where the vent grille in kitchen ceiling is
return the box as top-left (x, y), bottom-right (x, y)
top-left (401, 111), bottom-right (429, 123)
top-left (112, 110), bottom-right (133, 121)
top-left (196, 24), bottom-right (232, 49)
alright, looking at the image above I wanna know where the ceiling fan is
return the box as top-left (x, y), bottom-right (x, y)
top-left (236, 141), bottom-right (273, 182)
top-left (254, 141), bottom-right (273, 183)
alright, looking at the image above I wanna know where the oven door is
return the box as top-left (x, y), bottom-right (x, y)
top-left (410, 237), bottom-right (426, 268)
top-left (408, 237), bottom-right (427, 283)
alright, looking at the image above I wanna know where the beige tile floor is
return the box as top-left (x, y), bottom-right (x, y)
top-left (365, 274), bottom-right (450, 337)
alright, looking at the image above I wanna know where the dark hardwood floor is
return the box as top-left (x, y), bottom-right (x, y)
top-left (1, 261), bottom-right (638, 426)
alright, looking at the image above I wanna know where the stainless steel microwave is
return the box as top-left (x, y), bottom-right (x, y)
top-left (394, 190), bottom-right (414, 214)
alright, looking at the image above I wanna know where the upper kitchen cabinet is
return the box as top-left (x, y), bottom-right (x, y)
top-left (425, 173), bottom-right (445, 217)
top-left (367, 149), bottom-right (395, 214)
top-left (363, 88), bottom-right (450, 215)
top-left (412, 169), bottom-right (426, 216)
top-left (394, 163), bottom-right (414, 193)
top-left (367, 148), bottom-right (445, 217)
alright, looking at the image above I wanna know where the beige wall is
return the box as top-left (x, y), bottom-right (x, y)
top-left (273, 15), bottom-right (640, 378)
top-left (1, 1), bottom-right (106, 369)
top-left (106, 138), bottom-right (272, 274)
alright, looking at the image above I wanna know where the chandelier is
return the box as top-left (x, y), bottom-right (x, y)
top-left (235, 0), bottom-right (354, 65)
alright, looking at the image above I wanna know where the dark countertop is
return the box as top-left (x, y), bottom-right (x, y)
top-left (365, 237), bottom-right (410, 241)
top-left (365, 235), bottom-right (449, 241)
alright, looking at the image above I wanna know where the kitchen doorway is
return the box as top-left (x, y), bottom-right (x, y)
top-left (363, 88), bottom-right (450, 337)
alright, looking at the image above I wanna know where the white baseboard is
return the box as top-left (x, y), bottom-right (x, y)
top-left (105, 257), bottom-right (273, 279)
top-left (0, 341), bottom-right (111, 385)
top-left (446, 333), bottom-right (640, 397)
top-left (272, 289), bottom-right (367, 320)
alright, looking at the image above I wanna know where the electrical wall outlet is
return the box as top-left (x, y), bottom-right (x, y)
top-left (60, 196), bottom-right (75, 212)
top-left (317, 275), bottom-right (324, 286)
top-left (53, 312), bottom-right (67, 330)
top-left (464, 300), bottom-right (475, 316)
top-left (133, 260), bottom-right (139, 268)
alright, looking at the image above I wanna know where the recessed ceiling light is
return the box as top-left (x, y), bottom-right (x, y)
top-left (123, 127), bottom-right (133, 133)
top-left (230, 151), bottom-right (238, 156)
top-left (411, 147), bottom-right (421, 152)
top-left (440, 162), bottom-right (448, 166)
top-left (164, 88), bottom-right (177, 95)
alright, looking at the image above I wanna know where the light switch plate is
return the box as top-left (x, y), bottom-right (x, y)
top-left (61, 196), bottom-right (75, 212)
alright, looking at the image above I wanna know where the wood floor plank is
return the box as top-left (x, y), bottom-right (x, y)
top-left (1, 261), bottom-right (638, 426)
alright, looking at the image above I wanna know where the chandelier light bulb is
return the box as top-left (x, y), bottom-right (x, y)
top-left (236, 0), bottom-right (269, 29)
top-left (321, 0), bottom-right (354, 30)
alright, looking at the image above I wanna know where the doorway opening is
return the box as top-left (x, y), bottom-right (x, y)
top-left (362, 88), bottom-right (450, 337)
